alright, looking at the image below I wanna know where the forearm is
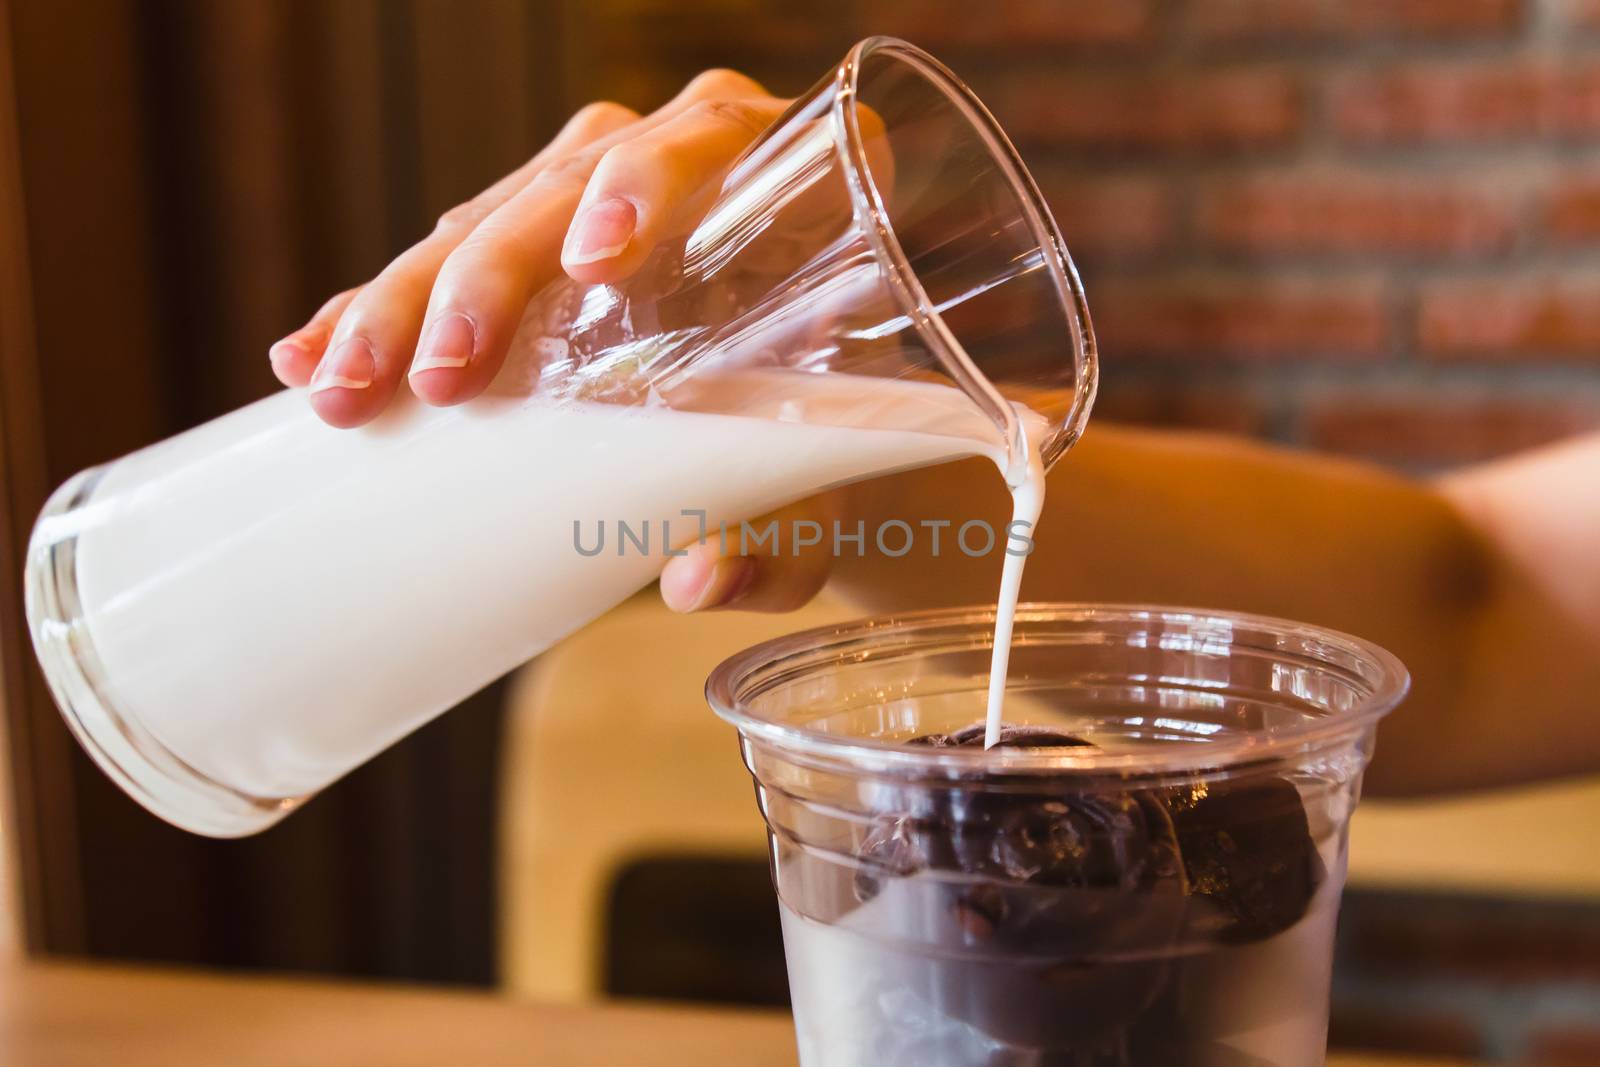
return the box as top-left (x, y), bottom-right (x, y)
top-left (1429, 436), bottom-right (1600, 791)
top-left (833, 424), bottom-right (1600, 796)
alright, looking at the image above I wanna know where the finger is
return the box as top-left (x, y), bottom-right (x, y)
top-left (284, 97), bottom-right (633, 398)
top-left (660, 540), bottom-right (759, 614)
top-left (406, 68), bottom-right (773, 408)
top-left (269, 288), bottom-right (359, 387)
top-left (402, 150), bottom-right (606, 407)
top-left (303, 103), bottom-right (642, 427)
top-left (660, 495), bottom-right (837, 613)
top-left (561, 96), bottom-right (789, 284)
top-left (747, 100), bottom-right (892, 246)
top-left (852, 102), bottom-right (896, 202)
top-left (453, 101), bottom-right (645, 235)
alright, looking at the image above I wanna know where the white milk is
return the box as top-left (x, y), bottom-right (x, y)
top-left (65, 372), bottom-right (1027, 801)
top-left (984, 444), bottom-right (1045, 747)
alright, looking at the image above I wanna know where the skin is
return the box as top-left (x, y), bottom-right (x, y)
top-left (275, 71), bottom-right (1600, 798)
top-left (817, 431), bottom-right (1600, 798)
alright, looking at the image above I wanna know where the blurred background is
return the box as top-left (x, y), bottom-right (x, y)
top-left (0, 0), bottom-right (1598, 1063)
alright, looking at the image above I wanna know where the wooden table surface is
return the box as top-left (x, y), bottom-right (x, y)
top-left (0, 961), bottom-right (1478, 1066)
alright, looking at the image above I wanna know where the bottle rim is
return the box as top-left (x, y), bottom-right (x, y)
top-left (831, 36), bottom-right (1099, 479)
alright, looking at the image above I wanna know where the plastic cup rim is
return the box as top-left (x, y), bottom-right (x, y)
top-left (705, 601), bottom-right (1412, 780)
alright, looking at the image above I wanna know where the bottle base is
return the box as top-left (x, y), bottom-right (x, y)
top-left (24, 469), bottom-right (303, 838)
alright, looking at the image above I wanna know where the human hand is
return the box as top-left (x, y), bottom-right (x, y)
top-left (269, 69), bottom-right (789, 428)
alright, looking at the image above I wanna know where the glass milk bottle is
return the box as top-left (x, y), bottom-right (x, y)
top-left (25, 38), bottom-right (1096, 836)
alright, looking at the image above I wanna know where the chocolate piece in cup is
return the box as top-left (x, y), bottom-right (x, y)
top-left (1166, 776), bottom-right (1326, 944)
top-left (909, 723), bottom-right (1097, 750)
top-left (852, 725), bottom-right (1324, 1051)
top-left (854, 727), bottom-right (1185, 1047)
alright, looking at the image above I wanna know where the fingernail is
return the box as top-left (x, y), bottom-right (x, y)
top-left (272, 323), bottom-right (328, 364)
top-left (660, 558), bottom-right (711, 614)
top-left (564, 198), bottom-right (636, 265)
top-left (268, 339), bottom-right (305, 370)
top-left (410, 313), bottom-right (476, 375)
top-left (680, 557), bottom-right (756, 613)
top-left (309, 337), bottom-right (375, 394)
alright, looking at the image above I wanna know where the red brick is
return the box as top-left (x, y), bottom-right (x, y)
top-left (1093, 384), bottom-right (1269, 436)
top-left (1543, 175), bottom-right (1600, 244)
top-left (1332, 62), bottom-right (1600, 144)
top-left (1000, 70), bottom-right (1304, 152)
top-left (1341, 895), bottom-right (1600, 982)
top-left (1304, 396), bottom-right (1600, 465)
top-left (1529, 1024), bottom-right (1600, 1065)
top-left (1419, 282), bottom-right (1600, 359)
top-left (1328, 1002), bottom-right (1484, 1059)
top-left (1032, 174), bottom-right (1177, 260)
top-left (1191, 0), bottom-right (1523, 44)
top-left (610, 12), bottom-right (835, 55)
top-left (1092, 281), bottom-right (1390, 359)
top-left (863, 0), bottom-right (1155, 49)
top-left (1569, 0), bottom-right (1600, 30)
top-left (1197, 172), bottom-right (1516, 257)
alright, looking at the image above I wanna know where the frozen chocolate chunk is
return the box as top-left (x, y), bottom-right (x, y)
top-left (854, 727), bottom-right (1189, 1048)
top-left (909, 723), bottom-right (1096, 750)
top-left (1165, 776), bottom-right (1324, 944)
top-left (858, 726), bottom-right (1155, 906)
top-left (862, 727), bottom-right (1185, 919)
top-left (843, 723), bottom-right (1327, 1055)
top-left (868, 724), bottom-right (1322, 945)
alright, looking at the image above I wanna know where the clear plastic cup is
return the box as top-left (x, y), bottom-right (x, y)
top-left (707, 603), bottom-right (1409, 1067)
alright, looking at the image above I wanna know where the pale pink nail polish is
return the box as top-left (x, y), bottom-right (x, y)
top-left (309, 337), bottom-right (376, 394)
top-left (269, 339), bottom-right (306, 370)
top-left (564, 198), bottom-right (637, 265)
top-left (410, 313), bottom-right (476, 375)
top-left (687, 557), bottom-right (757, 613)
top-left (660, 559), bottom-right (712, 614)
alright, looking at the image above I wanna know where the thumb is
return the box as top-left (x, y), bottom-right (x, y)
top-left (660, 494), bottom-right (838, 613)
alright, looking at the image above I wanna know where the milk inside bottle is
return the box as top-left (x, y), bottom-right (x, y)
top-left (23, 37), bottom-right (1096, 835)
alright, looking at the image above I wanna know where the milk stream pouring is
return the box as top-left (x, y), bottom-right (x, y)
top-left (23, 36), bottom-right (1096, 836)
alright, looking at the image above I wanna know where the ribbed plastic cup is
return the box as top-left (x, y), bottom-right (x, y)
top-left (708, 603), bottom-right (1409, 1066)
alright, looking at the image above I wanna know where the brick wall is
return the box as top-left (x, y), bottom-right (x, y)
top-left (570, 0), bottom-right (1600, 472)
top-left (564, 2), bottom-right (1600, 1058)
top-left (1331, 890), bottom-right (1600, 1063)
